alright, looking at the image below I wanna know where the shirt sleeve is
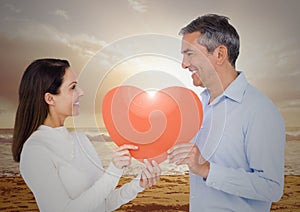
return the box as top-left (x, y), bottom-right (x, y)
top-left (105, 175), bottom-right (145, 211)
top-left (205, 100), bottom-right (286, 202)
top-left (20, 144), bottom-right (123, 212)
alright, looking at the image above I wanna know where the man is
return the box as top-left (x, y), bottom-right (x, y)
top-left (167, 14), bottom-right (286, 211)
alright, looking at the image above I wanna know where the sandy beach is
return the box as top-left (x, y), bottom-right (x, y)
top-left (1, 129), bottom-right (300, 211)
top-left (1, 175), bottom-right (299, 211)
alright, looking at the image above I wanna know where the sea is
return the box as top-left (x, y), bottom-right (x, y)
top-left (0, 127), bottom-right (299, 177)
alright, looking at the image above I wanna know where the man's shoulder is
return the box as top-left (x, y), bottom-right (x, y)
top-left (245, 84), bottom-right (273, 105)
top-left (244, 83), bottom-right (283, 118)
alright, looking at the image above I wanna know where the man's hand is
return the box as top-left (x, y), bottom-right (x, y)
top-left (167, 143), bottom-right (210, 178)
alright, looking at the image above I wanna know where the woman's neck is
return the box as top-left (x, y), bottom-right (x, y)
top-left (43, 114), bottom-right (65, 128)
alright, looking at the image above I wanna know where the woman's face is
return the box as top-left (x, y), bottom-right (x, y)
top-left (51, 67), bottom-right (84, 120)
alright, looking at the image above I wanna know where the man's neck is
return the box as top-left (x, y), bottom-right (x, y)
top-left (208, 67), bottom-right (238, 104)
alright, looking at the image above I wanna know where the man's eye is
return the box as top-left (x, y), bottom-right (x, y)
top-left (71, 85), bottom-right (76, 90)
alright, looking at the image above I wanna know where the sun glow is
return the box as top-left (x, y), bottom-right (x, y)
top-left (146, 90), bottom-right (157, 98)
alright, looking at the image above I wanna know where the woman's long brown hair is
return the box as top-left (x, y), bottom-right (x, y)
top-left (12, 58), bottom-right (70, 162)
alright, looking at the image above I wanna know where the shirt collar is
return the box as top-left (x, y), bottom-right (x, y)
top-left (223, 71), bottom-right (248, 103)
top-left (200, 71), bottom-right (248, 105)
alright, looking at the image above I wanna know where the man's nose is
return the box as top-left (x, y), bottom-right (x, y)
top-left (181, 58), bottom-right (189, 69)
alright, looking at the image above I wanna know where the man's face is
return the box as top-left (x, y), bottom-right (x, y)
top-left (181, 32), bottom-right (217, 88)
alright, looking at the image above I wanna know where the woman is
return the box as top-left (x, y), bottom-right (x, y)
top-left (12, 58), bottom-right (161, 212)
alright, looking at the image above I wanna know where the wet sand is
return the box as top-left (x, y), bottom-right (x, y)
top-left (1, 175), bottom-right (299, 211)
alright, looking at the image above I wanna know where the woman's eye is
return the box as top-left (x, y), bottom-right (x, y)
top-left (71, 85), bottom-right (76, 90)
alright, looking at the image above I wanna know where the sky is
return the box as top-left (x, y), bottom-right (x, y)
top-left (0, 0), bottom-right (299, 128)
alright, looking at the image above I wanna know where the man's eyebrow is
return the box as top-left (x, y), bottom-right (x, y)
top-left (181, 48), bottom-right (193, 54)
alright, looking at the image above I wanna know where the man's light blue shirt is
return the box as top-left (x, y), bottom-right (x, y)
top-left (190, 72), bottom-right (285, 211)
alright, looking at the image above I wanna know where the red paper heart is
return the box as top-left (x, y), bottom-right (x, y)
top-left (102, 86), bottom-right (203, 163)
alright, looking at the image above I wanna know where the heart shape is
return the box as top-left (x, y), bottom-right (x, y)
top-left (102, 86), bottom-right (203, 163)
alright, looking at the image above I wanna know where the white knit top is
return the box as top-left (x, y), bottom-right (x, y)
top-left (20, 125), bottom-right (144, 212)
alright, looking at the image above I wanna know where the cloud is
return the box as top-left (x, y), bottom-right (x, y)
top-left (242, 38), bottom-right (299, 80)
top-left (0, 18), bottom-right (110, 128)
top-left (4, 3), bottom-right (21, 14)
top-left (279, 99), bottom-right (300, 109)
top-left (54, 32), bottom-right (107, 57)
top-left (278, 99), bottom-right (300, 127)
top-left (2, 18), bottom-right (107, 58)
top-left (0, 97), bottom-right (14, 114)
top-left (54, 9), bottom-right (69, 21)
top-left (128, 0), bottom-right (148, 13)
top-left (0, 97), bottom-right (16, 127)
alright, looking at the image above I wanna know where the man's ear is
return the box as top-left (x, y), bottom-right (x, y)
top-left (215, 45), bottom-right (227, 65)
top-left (44, 93), bottom-right (55, 106)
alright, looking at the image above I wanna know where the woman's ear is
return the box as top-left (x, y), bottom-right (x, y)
top-left (44, 93), bottom-right (55, 106)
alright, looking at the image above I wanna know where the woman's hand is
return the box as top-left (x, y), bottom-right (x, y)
top-left (112, 144), bottom-right (138, 169)
top-left (139, 159), bottom-right (161, 188)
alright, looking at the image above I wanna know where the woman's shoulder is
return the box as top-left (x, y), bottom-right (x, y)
top-left (24, 127), bottom-right (50, 146)
top-left (20, 129), bottom-right (54, 163)
top-left (22, 125), bottom-right (75, 162)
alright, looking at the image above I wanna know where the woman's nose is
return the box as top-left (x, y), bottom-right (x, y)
top-left (77, 85), bottom-right (84, 96)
